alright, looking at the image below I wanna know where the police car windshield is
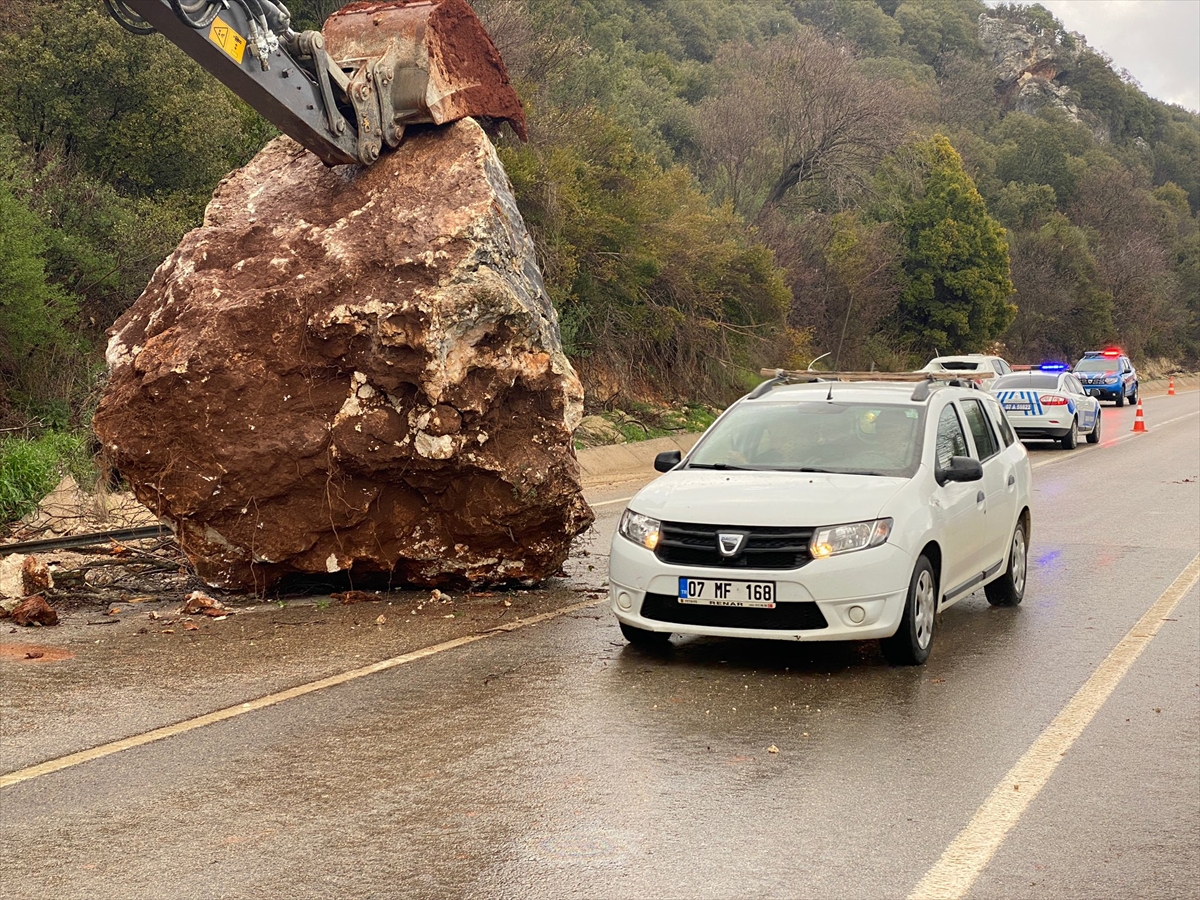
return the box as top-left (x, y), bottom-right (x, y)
top-left (1075, 358), bottom-right (1119, 372)
top-left (994, 373), bottom-right (1061, 390)
top-left (687, 401), bottom-right (925, 477)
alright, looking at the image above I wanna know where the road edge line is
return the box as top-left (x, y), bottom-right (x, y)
top-left (907, 553), bottom-right (1200, 900)
top-left (0, 598), bottom-right (605, 790)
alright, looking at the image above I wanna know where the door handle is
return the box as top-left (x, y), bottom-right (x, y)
top-left (1007, 474), bottom-right (1015, 486)
top-left (976, 491), bottom-right (986, 503)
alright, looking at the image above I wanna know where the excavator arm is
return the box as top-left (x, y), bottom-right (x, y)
top-left (104, 0), bottom-right (526, 167)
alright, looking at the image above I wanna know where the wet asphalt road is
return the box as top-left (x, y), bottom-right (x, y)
top-left (1, 391), bottom-right (1197, 900)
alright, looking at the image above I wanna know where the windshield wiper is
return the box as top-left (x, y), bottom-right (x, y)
top-left (687, 463), bottom-right (752, 470)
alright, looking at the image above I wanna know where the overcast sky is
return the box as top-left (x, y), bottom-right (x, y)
top-left (989, 0), bottom-right (1200, 112)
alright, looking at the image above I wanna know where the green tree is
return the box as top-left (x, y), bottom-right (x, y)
top-left (0, 0), bottom-right (268, 207)
top-left (1004, 213), bottom-right (1114, 361)
top-left (0, 181), bottom-right (72, 359)
top-left (878, 134), bottom-right (1015, 354)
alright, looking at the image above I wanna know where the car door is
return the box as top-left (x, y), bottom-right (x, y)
top-left (979, 394), bottom-right (1025, 557)
top-left (959, 397), bottom-right (1012, 577)
top-left (1063, 373), bottom-right (1098, 432)
top-left (931, 402), bottom-right (988, 603)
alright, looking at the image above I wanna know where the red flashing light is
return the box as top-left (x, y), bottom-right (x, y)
top-left (1101, 347), bottom-right (1122, 357)
top-left (1039, 395), bottom-right (1069, 406)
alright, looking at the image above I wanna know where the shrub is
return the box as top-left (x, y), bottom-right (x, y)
top-left (0, 429), bottom-right (89, 524)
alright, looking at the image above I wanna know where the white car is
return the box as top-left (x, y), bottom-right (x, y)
top-left (920, 354), bottom-right (1014, 390)
top-left (608, 375), bottom-right (1033, 665)
top-left (993, 367), bottom-right (1101, 448)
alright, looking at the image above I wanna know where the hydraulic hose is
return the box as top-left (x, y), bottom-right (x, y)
top-left (103, 0), bottom-right (156, 35)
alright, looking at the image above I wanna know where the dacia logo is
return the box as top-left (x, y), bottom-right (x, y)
top-left (717, 532), bottom-right (747, 557)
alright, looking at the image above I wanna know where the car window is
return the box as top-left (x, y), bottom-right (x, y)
top-left (982, 396), bottom-right (1015, 446)
top-left (998, 359), bottom-right (1012, 374)
top-left (935, 405), bottom-right (969, 470)
top-left (1074, 358), bottom-right (1118, 373)
top-left (1063, 374), bottom-right (1084, 395)
top-left (994, 373), bottom-right (1060, 390)
top-left (961, 399), bottom-right (999, 460)
top-left (687, 400), bottom-right (925, 477)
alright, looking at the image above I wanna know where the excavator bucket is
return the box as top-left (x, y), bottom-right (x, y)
top-left (322, 0), bottom-right (528, 150)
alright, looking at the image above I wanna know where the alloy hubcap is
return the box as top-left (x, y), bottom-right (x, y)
top-left (914, 570), bottom-right (934, 649)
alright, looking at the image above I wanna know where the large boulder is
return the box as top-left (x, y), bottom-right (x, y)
top-left (94, 121), bottom-right (593, 591)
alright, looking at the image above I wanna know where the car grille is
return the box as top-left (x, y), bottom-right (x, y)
top-left (640, 592), bottom-right (828, 630)
top-left (655, 522), bottom-right (814, 569)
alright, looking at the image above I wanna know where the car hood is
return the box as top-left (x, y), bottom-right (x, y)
top-left (628, 470), bottom-right (910, 526)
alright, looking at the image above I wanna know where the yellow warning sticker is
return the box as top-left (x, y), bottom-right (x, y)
top-left (208, 16), bottom-right (247, 64)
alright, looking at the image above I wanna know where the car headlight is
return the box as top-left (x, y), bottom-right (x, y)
top-left (1105, 375), bottom-right (1119, 384)
top-left (810, 518), bottom-right (892, 559)
top-left (619, 509), bottom-right (662, 551)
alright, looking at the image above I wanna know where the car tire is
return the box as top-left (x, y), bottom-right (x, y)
top-left (881, 556), bottom-right (936, 666)
top-left (619, 622), bottom-right (672, 648)
top-left (985, 518), bottom-right (1028, 607)
top-left (1115, 391), bottom-right (1125, 407)
top-left (1129, 384), bottom-right (1138, 404)
top-left (1060, 417), bottom-right (1078, 450)
top-left (1086, 410), bottom-right (1101, 443)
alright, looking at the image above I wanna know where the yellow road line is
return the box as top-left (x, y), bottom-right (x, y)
top-left (0, 598), bottom-right (604, 790)
top-left (908, 553), bottom-right (1200, 900)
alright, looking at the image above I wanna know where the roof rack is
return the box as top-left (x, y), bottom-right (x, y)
top-left (753, 368), bottom-right (986, 402)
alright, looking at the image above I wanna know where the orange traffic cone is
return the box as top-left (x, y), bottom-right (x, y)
top-left (1168, 376), bottom-right (1176, 395)
top-left (1131, 398), bottom-right (1147, 433)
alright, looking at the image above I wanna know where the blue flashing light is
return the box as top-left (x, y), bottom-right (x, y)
top-left (1039, 362), bottom-right (1069, 371)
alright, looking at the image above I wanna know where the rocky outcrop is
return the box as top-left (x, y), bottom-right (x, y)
top-left (94, 120), bottom-right (593, 592)
top-left (977, 13), bottom-right (1104, 137)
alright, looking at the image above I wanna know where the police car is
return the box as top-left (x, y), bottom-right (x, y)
top-left (609, 371), bottom-right (1033, 665)
top-left (1073, 348), bottom-right (1138, 406)
top-left (993, 364), bottom-right (1101, 448)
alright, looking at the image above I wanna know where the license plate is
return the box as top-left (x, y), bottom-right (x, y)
top-left (678, 577), bottom-right (776, 607)
top-left (1003, 402), bottom-right (1031, 411)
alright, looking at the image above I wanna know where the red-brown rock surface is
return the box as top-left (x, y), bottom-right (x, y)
top-left (94, 121), bottom-right (592, 591)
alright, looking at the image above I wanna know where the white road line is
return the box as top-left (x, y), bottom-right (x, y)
top-left (591, 496), bottom-right (635, 507)
top-left (0, 598), bottom-right (605, 790)
top-left (908, 554), bottom-right (1200, 900)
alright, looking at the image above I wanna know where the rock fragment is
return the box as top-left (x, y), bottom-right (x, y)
top-left (11, 596), bottom-right (59, 627)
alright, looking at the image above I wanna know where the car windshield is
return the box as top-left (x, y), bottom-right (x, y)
top-left (931, 360), bottom-right (984, 371)
top-left (687, 400), bottom-right (924, 477)
top-left (1074, 357), bottom-right (1120, 372)
top-left (994, 373), bottom-right (1061, 390)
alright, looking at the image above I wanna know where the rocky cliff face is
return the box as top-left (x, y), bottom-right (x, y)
top-left (94, 120), bottom-right (593, 592)
top-left (977, 13), bottom-right (1106, 139)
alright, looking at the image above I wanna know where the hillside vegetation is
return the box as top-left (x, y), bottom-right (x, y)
top-left (1, 0), bottom-right (1197, 505)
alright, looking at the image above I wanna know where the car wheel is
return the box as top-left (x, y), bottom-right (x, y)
top-left (985, 518), bottom-right (1028, 607)
top-left (619, 622), bottom-right (672, 648)
top-left (1060, 417), bottom-right (1078, 450)
top-left (1115, 391), bottom-right (1125, 407)
top-left (1129, 384), bottom-right (1138, 404)
top-left (881, 556), bottom-right (936, 666)
top-left (1086, 410), bottom-right (1101, 444)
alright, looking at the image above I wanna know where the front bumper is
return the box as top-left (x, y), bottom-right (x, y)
top-left (608, 534), bottom-right (912, 642)
top-left (1081, 385), bottom-right (1121, 400)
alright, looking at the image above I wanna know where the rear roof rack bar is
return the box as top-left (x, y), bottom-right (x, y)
top-left (753, 368), bottom-right (986, 402)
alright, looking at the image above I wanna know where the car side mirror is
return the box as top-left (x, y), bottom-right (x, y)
top-left (937, 455), bottom-right (983, 486)
top-left (654, 450), bottom-right (682, 472)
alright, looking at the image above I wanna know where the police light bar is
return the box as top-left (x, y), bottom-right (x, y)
top-left (1039, 362), bottom-right (1069, 371)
